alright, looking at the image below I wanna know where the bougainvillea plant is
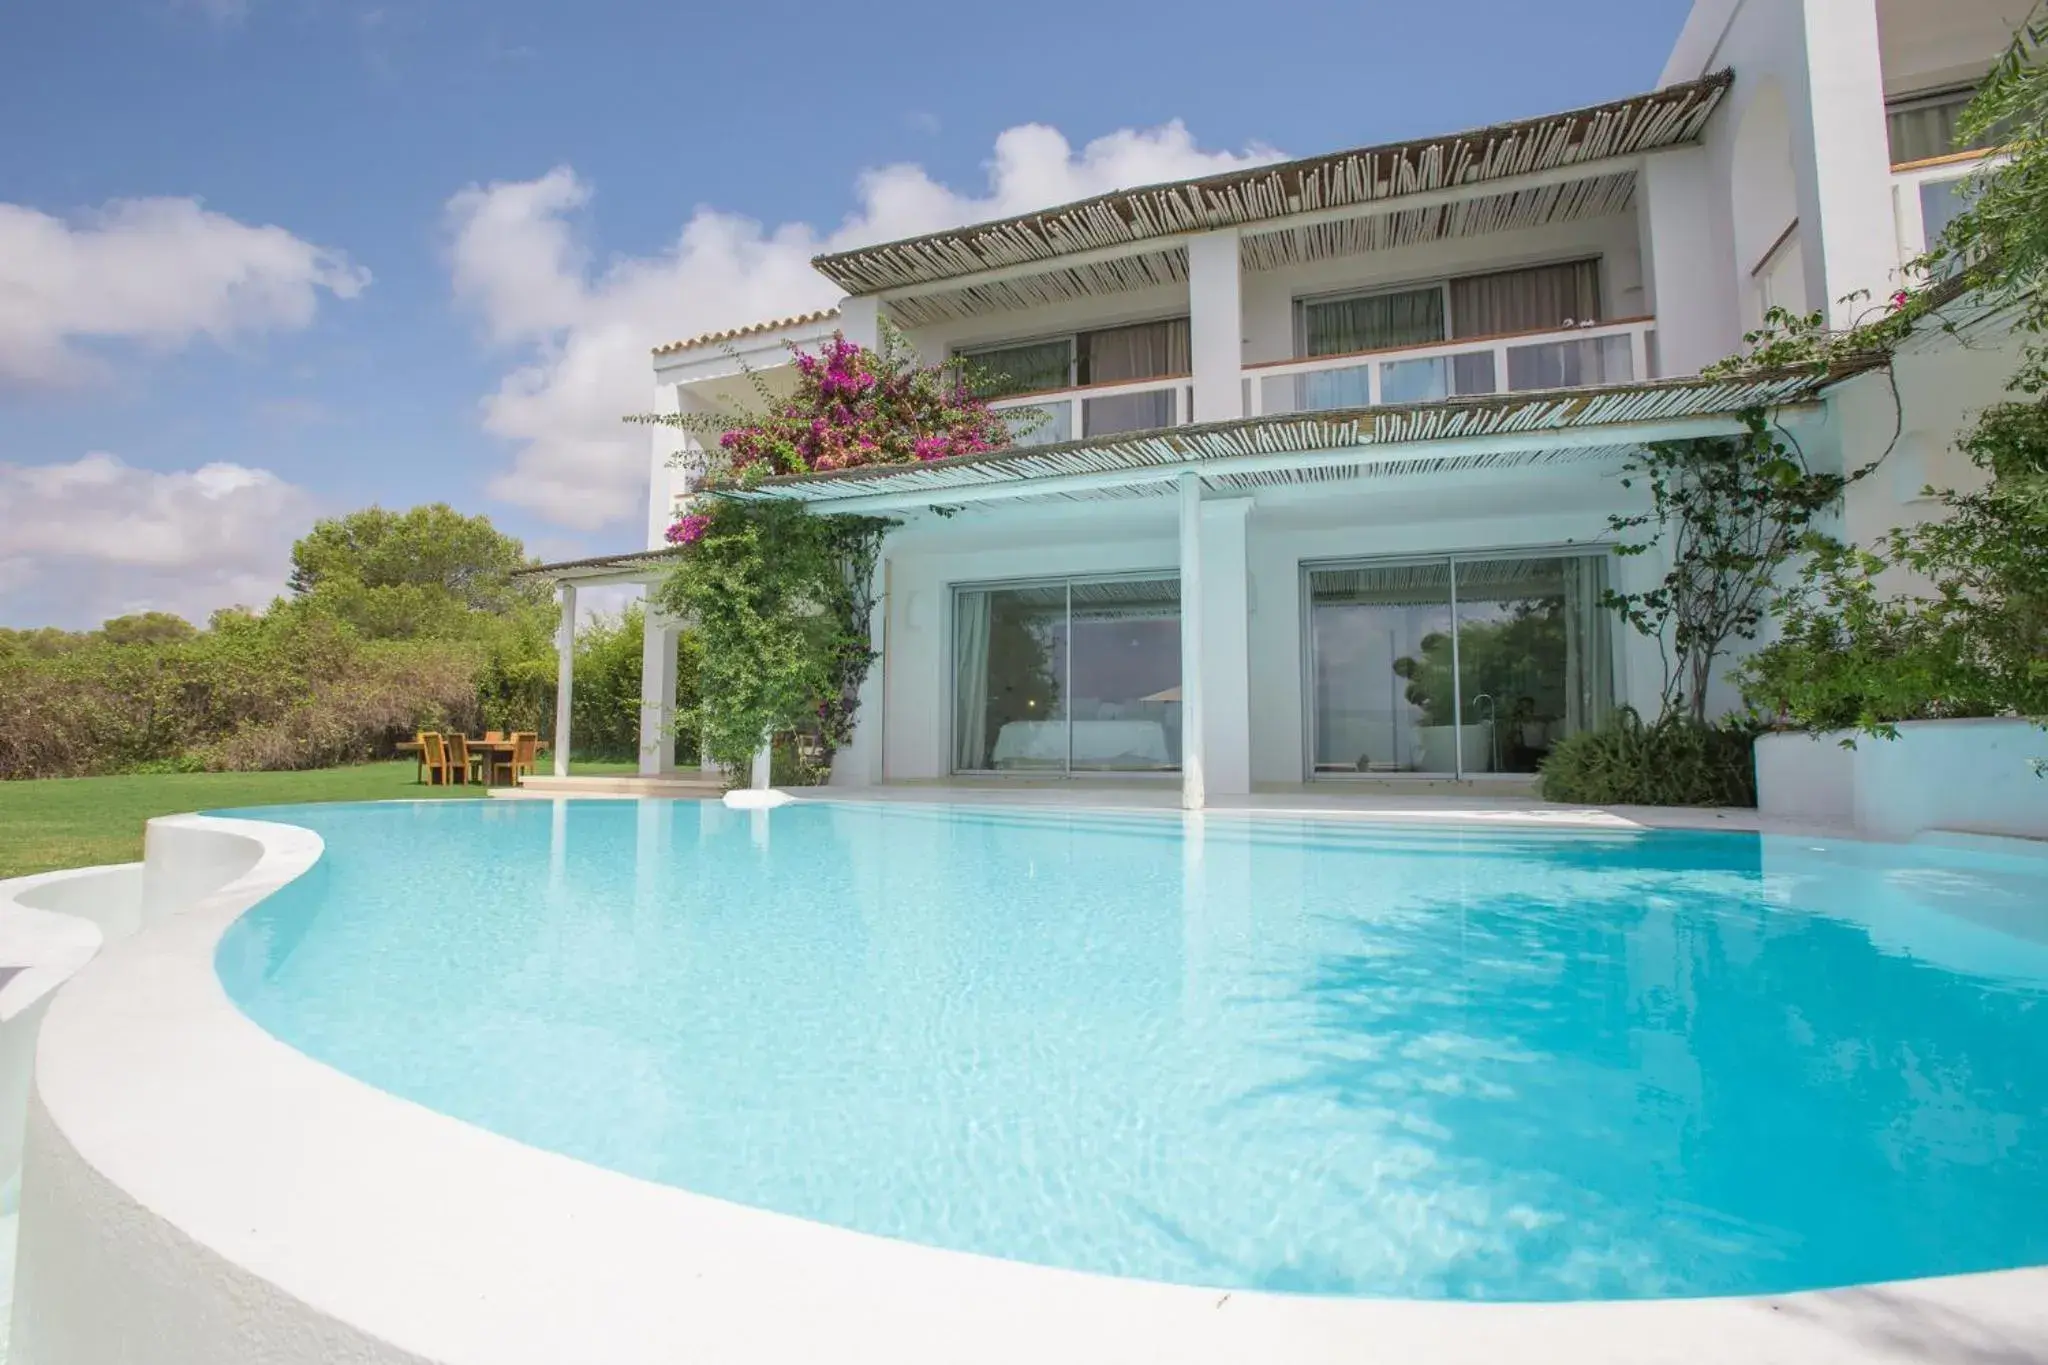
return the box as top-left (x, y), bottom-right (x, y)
top-left (647, 498), bottom-right (891, 784)
top-left (631, 321), bottom-right (1022, 493)
top-left (624, 321), bottom-right (1016, 781)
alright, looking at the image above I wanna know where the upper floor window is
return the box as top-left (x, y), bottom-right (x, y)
top-left (1887, 86), bottom-right (1994, 167)
top-left (1298, 259), bottom-right (1603, 360)
top-left (960, 318), bottom-right (1190, 399)
top-left (960, 318), bottom-right (1192, 444)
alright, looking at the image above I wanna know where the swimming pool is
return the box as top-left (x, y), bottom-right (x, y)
top-left (214, 798), bottom-right (2048, 1302)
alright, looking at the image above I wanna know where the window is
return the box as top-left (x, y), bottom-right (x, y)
top-left (960, 338), bottom-right (1074, 400)
top-left (1448, 259), bottom-right (1602, 338)
top-left (959, 319), bottom-right (1190, 444)
top-left (959, 319), bottom-right (1189, 396)
top-left (1306, 553), bottom-right (1612, 777)
top-left (953, 576), bottom-right (1182, 775)
top-left (1300, 286), bottom-right (1447, 358)
top-left (1751, 222), bottom-right (1806, 328)
top-left (1886, 87), bottom-right (1989, 167)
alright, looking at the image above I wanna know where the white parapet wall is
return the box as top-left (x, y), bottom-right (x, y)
top-left (1756, 719), bottom-right (2048, 841)
top-left (0, 817), bottom-right (277, 1231)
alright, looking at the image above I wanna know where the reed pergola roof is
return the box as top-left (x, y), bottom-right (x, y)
top-left (811, 72), bottom-right (1733, 301)
top-left (726, 360), bottom-right (1872, 510)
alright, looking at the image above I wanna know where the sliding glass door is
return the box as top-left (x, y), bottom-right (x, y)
top-left (1306, 552), bottom-right (1612, 779)
top-left (953, 575), bottom-right (1181, 775)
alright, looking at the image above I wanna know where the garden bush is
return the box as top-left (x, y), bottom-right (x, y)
top-left (1539, 709), bottom-right (1761, 807)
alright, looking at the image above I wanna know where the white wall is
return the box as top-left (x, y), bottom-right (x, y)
top-left (1240, 471), bottom-right (1665, 785)
top-left (1877, 0), bottom-right (2035, 96)
top-left (1830, 325), bottom-right (2020, 567)
top-left (1670, 0), bottom-right (1902, 337)
top-left (1239, 215), bottom-right (1647, 365)
top-left (880, 506), bottom-right (1182, 782)
top-left (872, 461), bottom-right (1663, 787)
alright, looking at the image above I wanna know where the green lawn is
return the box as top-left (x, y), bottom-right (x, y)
top-left (0, 759), bottom-right (639, 879)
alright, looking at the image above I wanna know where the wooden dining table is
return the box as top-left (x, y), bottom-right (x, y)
top-left (396, 736), bottom-right (549, 786)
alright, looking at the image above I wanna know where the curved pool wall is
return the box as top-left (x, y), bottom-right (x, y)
top-left (15, 804), bottom-right (2048, 1365)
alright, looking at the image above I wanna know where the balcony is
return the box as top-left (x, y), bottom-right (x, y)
top-left (1244, 318), bottom-right (1654, 418)
top-left (982, 319), bottom-right (1656, 447)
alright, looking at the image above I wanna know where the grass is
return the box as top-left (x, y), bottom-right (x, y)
top-left (0, 759), bottom-right (641, 880)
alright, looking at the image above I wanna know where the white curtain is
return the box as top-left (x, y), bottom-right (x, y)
top-left (953, 591), bottom-right (993, 770)
top-left (1563, 556), bottom-right (1613, 736)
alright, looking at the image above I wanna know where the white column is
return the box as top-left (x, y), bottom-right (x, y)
top-left (1186, 230), bottom-right (1243, 425)
top-left (827, 553), bottom-right (887, 789)
top-left (1638, 146), bottom-right (1740, 378)
top-left (1795, 0), bottom-right (1898, 326)
top-left (637, 605), bottom-right (677, 777)
top-left (645, 382), bottom-right (688, 551)
top-left (750, 740), bottom-right (773, 791)
top-left (552, 581), bottom-right (576, 778)
top-left (1199, 497), bottom-right (1253, 797)
top-left (1178, 471), bottom-right (1206, 811)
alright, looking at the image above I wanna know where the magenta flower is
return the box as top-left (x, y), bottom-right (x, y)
top-left (666, 512), bottom-right (713, 546)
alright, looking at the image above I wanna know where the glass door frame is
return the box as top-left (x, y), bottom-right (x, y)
top-left (1298, 544), bottom-right (1618, 782)
top-left (947, 568), bottom-right (1182, 780)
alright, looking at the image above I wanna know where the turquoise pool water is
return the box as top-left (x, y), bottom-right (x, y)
top-left (215, 799), bottom-right (2048, 1300)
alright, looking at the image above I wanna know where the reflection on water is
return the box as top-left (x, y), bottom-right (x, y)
top-left (216, 800), bottom-right (2048, 1300)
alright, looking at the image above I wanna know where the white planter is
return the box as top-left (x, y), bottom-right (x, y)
top-left (1753, 731), bottom-right (1855, 824)
top-left (1415, 722), bottom-right (1494, 775)
top-left (1755, 718), bottom-right (2048, 840)
top-left (1853, 718), bottom-right (2048, 841)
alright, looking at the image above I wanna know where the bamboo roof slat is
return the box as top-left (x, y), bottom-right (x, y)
top-left (812, 73), bottom-right (1732, 299)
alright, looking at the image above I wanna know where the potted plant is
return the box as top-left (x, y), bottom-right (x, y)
top-left (1391, 633), bottom-right (1492, 773)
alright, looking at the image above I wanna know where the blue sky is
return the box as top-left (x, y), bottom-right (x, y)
top-left (0, 0), bottom-right (1692, 628)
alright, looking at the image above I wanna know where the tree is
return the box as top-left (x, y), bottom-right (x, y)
top-left (98, 612), bottom-right (198, 648)
top-left (288, 504), bottom-right (547, 633)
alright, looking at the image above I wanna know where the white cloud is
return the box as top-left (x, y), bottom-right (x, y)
top-left (449, 121), bottom-right (1281, 532)
top-left (0, 197), bottom-right (368, 387)
top-left (0, 453), bottom-right (316, 628)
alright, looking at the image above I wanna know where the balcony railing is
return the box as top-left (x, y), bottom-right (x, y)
top-left (980, 320), bottom-right (1655, 446)
top-left (1243, 318), bottom-right (1655, 419)
top-left (990, 375), bottom-right (1193, 447)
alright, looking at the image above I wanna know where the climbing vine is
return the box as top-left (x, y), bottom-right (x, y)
top-left (629, 326), bottom-right (1023, 782)
top-left (1603, 410), bottom-right (1850, 725)
top-left (646, 499), bottom-right (890, 781)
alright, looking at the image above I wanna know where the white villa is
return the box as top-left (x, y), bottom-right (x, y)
top-left (536, 0), bottom-right (2030, 810)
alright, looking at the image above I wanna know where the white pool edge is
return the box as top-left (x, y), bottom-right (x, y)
top-left (14, 810), bottom-right (2048, 1364)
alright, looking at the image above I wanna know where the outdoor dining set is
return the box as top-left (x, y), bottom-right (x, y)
top-left (400, 731), bottom-right (544, 787)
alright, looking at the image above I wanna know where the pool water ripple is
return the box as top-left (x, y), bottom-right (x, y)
top-left (214, 799), bottom-right (2048, 1300)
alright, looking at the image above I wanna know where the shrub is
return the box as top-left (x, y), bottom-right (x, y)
top-left (1539, 709), bottom-right (1761, 807)
top-left (1737, 460), bottom-right (2048, 736)
top-left (650, 499), bottom-right (886, 778)
top-left (196, 641), bottom-right (482, 772)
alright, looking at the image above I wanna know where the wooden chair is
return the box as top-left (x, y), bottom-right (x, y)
top-left (483, 731), bottom-right (504, 742)
top-left (489, 731), bottom-right (540, 787)
top-left (416, 731), bottom-right (448, 785)
top-left (443, 733), bottom-right (477, 787)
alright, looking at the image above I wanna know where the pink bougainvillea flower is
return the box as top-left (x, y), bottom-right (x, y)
top-left (666, 512), bottom-right (713, 546)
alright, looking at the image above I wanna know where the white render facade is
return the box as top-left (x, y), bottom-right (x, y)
top-left (543, 0), bottom-right (2028, 807)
